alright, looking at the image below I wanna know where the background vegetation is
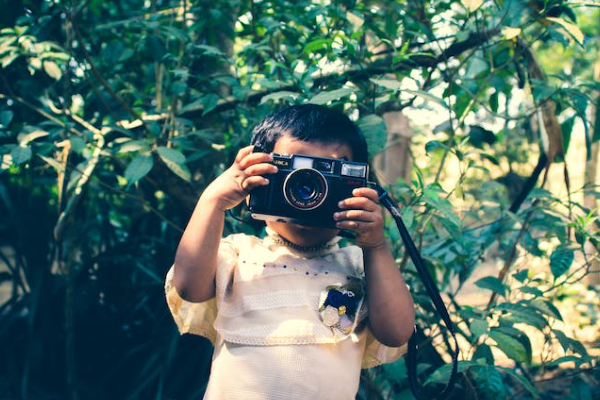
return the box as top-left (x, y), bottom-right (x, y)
top-left (1, 0), bottom-right (599, 399)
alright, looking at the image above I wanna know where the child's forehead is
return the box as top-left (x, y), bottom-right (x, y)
top-left (272, 135), bottom-right (354, 160)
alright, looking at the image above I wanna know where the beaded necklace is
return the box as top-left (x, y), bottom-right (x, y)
top-left (269, 235), bottom-right (336, 253)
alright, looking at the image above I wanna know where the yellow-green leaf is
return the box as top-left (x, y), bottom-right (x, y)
top-left (43, 60), bottom-right (62, 80)
top-left (501, 27), bottom-right (521, 40)
top-left (461, 0), bottom-right (483, 12)
top-left (546, 17), bottom-right (584, 46)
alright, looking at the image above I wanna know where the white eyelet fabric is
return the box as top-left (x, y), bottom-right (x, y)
top-left (165, 230), bottom-right (407, 400)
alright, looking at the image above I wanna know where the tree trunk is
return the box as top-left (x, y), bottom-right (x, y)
top-left (372, 110), bottom-right (413, 186)
top-left (585, 18), bottom-right (600, 286)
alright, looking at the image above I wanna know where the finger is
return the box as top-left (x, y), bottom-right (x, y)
top-left (334, 209), bottom-right (375, 222)
top-left (239, 151), bottom-right (274, 170)
top-left (244, 161), bottom-right (277, 176)
top-left (241, 175), bottom-right (270, 191)
top-left (335, 219), bottom-right (375, 233)
top-left (235, 145), bottom-right (255, 163)
top-left (338, 196), bottom-right (379, 212)
top-left (352, 187), bottom-right (380, 203)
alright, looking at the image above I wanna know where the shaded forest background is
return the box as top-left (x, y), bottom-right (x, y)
top-left (1, 0), bottom-right (600, 399)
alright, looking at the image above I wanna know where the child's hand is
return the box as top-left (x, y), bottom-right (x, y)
top-left (333, 187), bottom-right (386, 249)
top-left (203, 145), bottom-right (277, 211)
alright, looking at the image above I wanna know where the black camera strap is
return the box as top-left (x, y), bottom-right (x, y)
top-left (375, 185), bottom-right (459, 400)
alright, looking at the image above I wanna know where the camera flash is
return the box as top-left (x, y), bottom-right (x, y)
top-left (342, 164), bottom-right (366, 178)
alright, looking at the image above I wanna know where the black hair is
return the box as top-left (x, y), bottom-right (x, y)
top-left (250, 104), bottom-right (369, 163)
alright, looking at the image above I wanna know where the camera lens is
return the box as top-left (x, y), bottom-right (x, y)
top-left (283, 169), bottom-right (328, 210)
top-left (297, 181), bottom-right (315, 200)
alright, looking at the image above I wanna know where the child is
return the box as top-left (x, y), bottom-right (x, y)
top-left (165, 104), bottom-right (415, 400)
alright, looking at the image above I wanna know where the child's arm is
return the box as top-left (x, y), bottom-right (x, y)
top-left (172, 145), bottom-right (277, 303)
top-left (334, 188), bottom-right (415, 347)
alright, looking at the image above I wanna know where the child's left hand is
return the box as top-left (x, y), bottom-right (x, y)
top-left (333, 187), bottom-right (385, 249)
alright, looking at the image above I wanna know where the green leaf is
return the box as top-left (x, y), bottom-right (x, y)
top-left (468, 125), bottom-right (496, 148)
top-left (473, 365), bottom-right (506, 399)
top-left (156, 146), bottom-right (185, 164)
top-left (0, 110), bottom-right (13, 128)
top-left (512, 269), bottom-right (529, 283)
top-left (549, 245), bottom-right (574, 279)
top-left (489, 91), bottom-right (499, 113)
top-left (422, 187), bottom-right (461, 228)
top-left (371, 78), bottom-right (448, 108)
top-left (546, 17), bottom-right (584, 46)
top-left (358, 114), bottom-right (387, 156)
top-left (475, 276), bottom-right (507, 298)
top-left (309, 87), bottom-right (357, 105)
top-left (371, 78), bottom-right (402, 91)
top-left (569, 377), bottom-right (592, 400)
top-left (517, 286), bottom-right (543, 297)
top-left (38, 154), bottom-right (65, 172)
top-left (201, 94), bottom-right (220, 116)
top-left (260, 91), bottom-right (301, 104)
top-left (546, 355), bottom-right (592, 368)
top-left (117, 140), bottom-right (150, 154)
top-left (496, 302), bottom-right (548, 331)
top-left (69, 137), bottom-right (86, 154)
top-left (425, 140), bottom-right (450, 153)
top-left (553, 329), bottom-right (589, 356)
top-left (425, 360), bottom-right (479, 384)
top-left (145, 34), bottom-right (167, 61)
top-left (529, 298), bottom-right (563, 321)
top-left (43, 60), bottom-right (62, 80)
top-left (561, 115), bottom-right (575, 154)
top-left (156, 146), bottom-right (191, 182)
top-left (302, 38), bottom-right (331, 54)
top-left (403, 89), bottom-right (449, 109)
top-left (381, 358), bottom-right (407, 382)
top-left (489, 329), bottom-right (528, 364)
top-left (400, 206), bottom-right (414, 230)
top-left (473, 343), bottom-right (494, 364)
top-left (10, 146), bottom-right (32, 164)
top-left (470, 318), bottom-right (489, 338)
top-left (125, 154), bottom-right (153, 185)
top-left (498, 367), bottom-right (539, 397)
top-left (195, 44), bottom-right (226, 57)
top-left (594, 96), bottom-right (600, 143)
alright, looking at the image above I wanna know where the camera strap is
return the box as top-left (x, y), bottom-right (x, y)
top-left (375, 185), bottom-right (459, 400)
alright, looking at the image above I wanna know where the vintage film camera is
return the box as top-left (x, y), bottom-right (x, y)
top-left (248, 151), bottom-right (369, 228)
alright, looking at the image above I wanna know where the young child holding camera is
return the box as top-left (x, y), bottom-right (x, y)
top-left (165, 104), bottom-right (415, 400)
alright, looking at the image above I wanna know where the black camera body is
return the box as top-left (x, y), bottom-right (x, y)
top-left (248, 152), bottom-right (369, 228)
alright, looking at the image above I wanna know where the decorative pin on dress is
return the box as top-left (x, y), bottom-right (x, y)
top-left (318, 278), bottom-right (365, 337)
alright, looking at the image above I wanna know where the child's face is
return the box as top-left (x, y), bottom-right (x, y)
top-left (266, 135), bottom-right (354, 247)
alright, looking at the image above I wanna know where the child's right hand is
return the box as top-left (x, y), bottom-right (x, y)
top-left (202, 145), bottom-right (277, 211)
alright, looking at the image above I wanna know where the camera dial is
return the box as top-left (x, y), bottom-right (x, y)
top-left (283, 168), bottom-right (328, 210)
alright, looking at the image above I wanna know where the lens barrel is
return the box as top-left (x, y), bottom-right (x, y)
top-left (283, 168), bottom-right (328, 210)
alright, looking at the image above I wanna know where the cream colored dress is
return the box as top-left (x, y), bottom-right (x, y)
top-left (165, 229), bottom-right (406, 400)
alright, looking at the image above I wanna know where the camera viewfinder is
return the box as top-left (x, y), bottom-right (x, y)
top-left (314, 160), bottom-right (333, 172)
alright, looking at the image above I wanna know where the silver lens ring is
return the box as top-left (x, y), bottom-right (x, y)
top-left (283, 168), bottom-right (328, 211)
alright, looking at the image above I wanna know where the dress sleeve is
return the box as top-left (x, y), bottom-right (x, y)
top-left (361, 329), bottom-right (407, 369)
top-left (164, 235), bottom-right (239, 345)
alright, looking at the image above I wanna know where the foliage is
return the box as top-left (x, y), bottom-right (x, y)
top-left (1, 0), bottom-right (599, 399)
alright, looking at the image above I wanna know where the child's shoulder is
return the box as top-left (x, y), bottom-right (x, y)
top-left (222, 231), bottom-right (262, 247)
